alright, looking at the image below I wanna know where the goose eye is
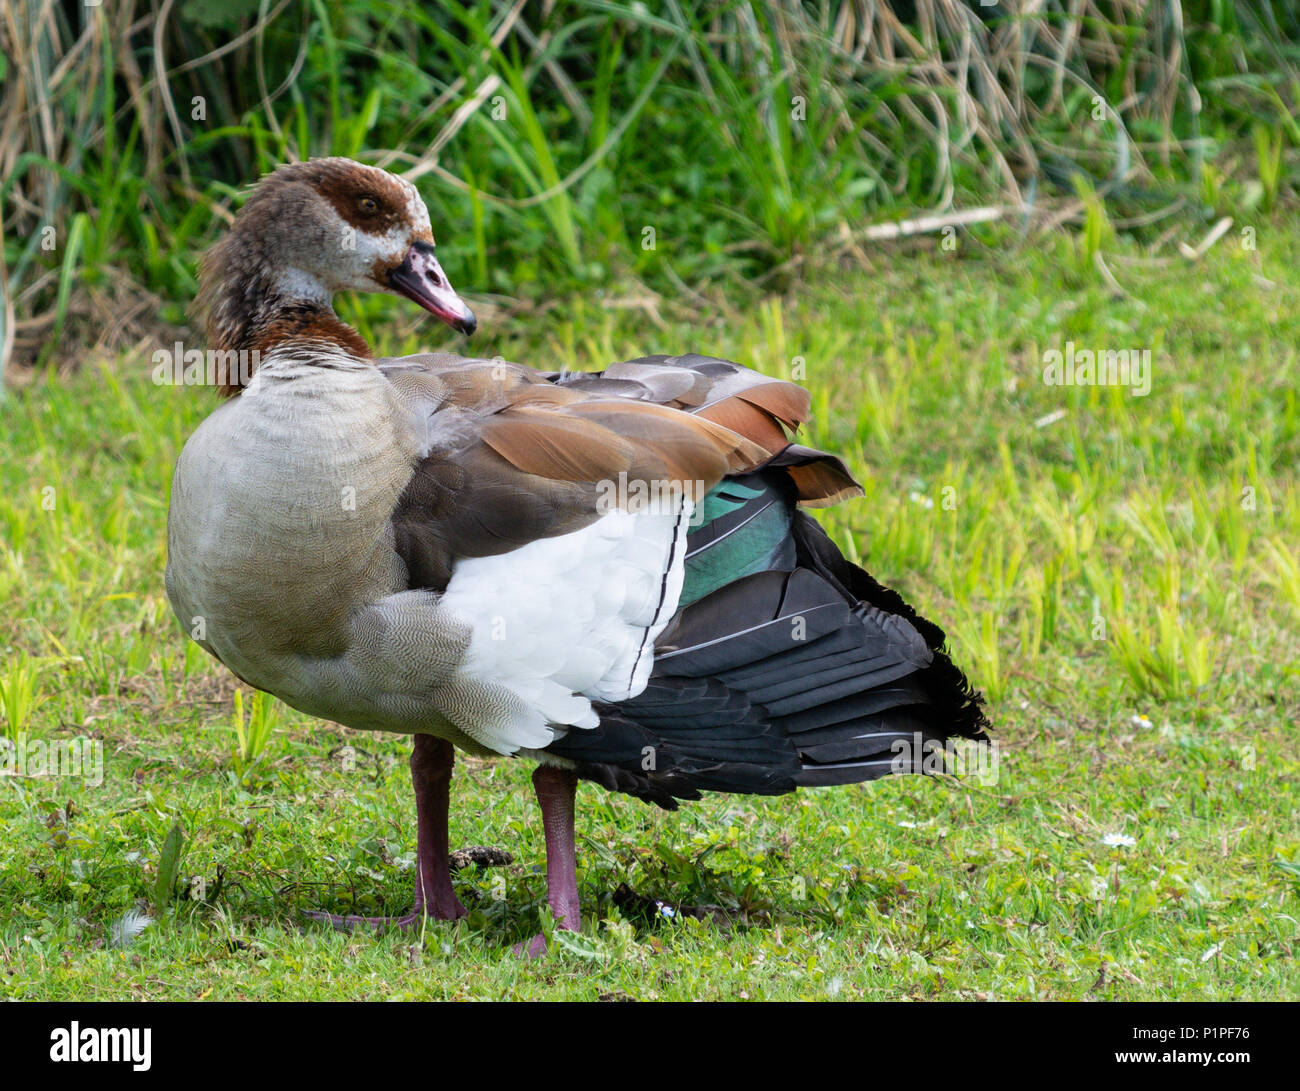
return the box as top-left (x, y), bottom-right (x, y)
top-left (358, 196), bottom-right (379, 214)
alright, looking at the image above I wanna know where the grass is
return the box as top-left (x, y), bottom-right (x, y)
top-left (5, 1), bottom-right (1300, 380)
top-left (1, 222), bottom-right (1297, 999)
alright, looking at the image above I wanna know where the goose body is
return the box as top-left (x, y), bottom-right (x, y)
top-left (166, 158), bottom-right (988, 950)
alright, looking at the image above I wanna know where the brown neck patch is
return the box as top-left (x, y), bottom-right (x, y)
top-left (248, 302), bottom-right (373, 357)
top-left (207, 293), bottom-right (374, 396)
top-left (197, 234), bottom-right (375, 396)
top-left (211, 304), bottom-right (373, 396)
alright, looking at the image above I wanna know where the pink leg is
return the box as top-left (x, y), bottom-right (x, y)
top-left (518, 764), bottom-right (580, 958)
top-left (306, 735), bottom-right (467, 932)
top-left (407, 735), bottom-right (470, 921)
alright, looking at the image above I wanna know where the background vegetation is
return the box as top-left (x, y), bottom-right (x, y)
top-left (3, 0), bottom-right (1300, 375)
top-left (0, 1), bottom-right (1296, 999)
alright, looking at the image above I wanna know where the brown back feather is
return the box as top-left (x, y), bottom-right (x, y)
top-left (382, 355), bottom-right (770, 590)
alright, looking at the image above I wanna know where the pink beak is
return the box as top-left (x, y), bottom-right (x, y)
top-left (387, 241), bottom-right (476, 335)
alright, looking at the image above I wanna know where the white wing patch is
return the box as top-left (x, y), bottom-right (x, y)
top-left (437, 506), bottom-right (688, 753)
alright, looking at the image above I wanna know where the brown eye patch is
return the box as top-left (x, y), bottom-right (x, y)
top-left (349, 192), bottom-right (398, 231)
top-left (309, 165), bottom-right (411, 233)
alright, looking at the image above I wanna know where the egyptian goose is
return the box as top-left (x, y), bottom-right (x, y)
top-left (166, 157), bottom-right (988, 954)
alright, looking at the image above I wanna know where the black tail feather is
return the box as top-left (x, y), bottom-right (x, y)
top-left (543, 464), bottom-right (990, 804)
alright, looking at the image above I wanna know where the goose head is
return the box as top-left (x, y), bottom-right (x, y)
top-left (195, 157), bottom-right (475, 393)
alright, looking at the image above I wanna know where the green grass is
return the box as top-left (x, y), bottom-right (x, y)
top-left (7, 0), bottom-right (1300, 382)
top-left (1, 228), bottom-right (1298, 1000)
